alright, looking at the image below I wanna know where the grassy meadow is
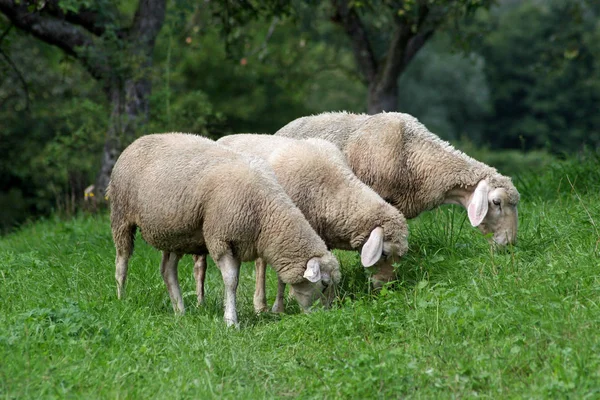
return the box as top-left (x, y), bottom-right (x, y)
top-left (1, 153), bottom-right (600, 398)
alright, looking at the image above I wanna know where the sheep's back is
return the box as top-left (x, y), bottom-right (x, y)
top-left (109, 133), bottom-right (262, 253)
top-left (275, 112), bottom-right (367, 147)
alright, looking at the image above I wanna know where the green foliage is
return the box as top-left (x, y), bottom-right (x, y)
top-left (2, 157), bottom-right (600, 397)
top-left (398, 35), bottom-right (492, 142)
top-left (454, 138), bottom-right (558, 177)
top-left (474, 0), bottom-right (600, 151)
top-left (57, 0), bottom-right (94, 14)
top-left (0, 28), bottom-right (107, 232)
top-left (516, 148), bottom-right (600, 202)
top-left (151, 8), bottom-right (364, 136)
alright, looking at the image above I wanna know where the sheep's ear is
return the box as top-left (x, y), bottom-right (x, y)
top-left (304, 258), bottom-right (322, 283)
top-left (361, 227), bottom-right (384, 267)
top-left (467, 180), bottom-right (490, 227)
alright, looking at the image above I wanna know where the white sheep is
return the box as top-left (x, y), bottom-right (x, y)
top-left (107, 133), bottom-right (341, 326)
top-left (214, 134), bottom-right (409, 312)
top-left (276, 111), bottom-right (520, 246)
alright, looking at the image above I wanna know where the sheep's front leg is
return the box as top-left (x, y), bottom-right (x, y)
top-left (160, 251), bottom-right (184, 314)
top-left (271, 277), bottom-right (286, 313)
top-left (216, 253), bottom-right (240, 327)
top-left (253, 258), bottom-right (268, 313)
top-left (193, 254), bottom-right (207, 305)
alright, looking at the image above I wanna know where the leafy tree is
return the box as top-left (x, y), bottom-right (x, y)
top-left (202, 0), bottom-right (496, 115)
top-left (398, 34), bottom-right (491, 143)
top-left (328, 0), bottom-right (495, 113)
top-left (0, 30), bottom-right (107, 230)
top-left (162, 1), bottom-right (364, 135)
top-left (0, 0), bottom-right (166, 196)
top-left (475, 0), bottom-right (600, 151)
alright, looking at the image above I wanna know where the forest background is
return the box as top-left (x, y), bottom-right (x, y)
top-left (1, 0), bottom-right (599, 232)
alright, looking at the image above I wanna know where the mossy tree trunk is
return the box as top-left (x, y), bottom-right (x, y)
top-left (330, 0), bottom-right (490, 114)
top-left (0, 0), bottom-right (166, 197)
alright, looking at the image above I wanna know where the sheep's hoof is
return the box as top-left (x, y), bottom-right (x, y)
top-left (271, 302), bottom-right (284, 314)
top-left (173, 305), bottom-right (185, 316)
top-left (253, 297), bottom-right (268, 313)
top-left (254, 305), bottom-right (268, 314)
top-left (225, 319), bottom-right (239, 328)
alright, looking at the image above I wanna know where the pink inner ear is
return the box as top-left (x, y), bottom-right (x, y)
top-left (361, 227), bottom-right (384, 267)
top-left (467, 202), bottom-right (481, 226)
top-left (467, 182), bottom-right (489, 227)
top-left (304, 258), bottom-right (322, 283)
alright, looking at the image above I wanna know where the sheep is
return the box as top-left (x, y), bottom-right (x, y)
top-left (107, 133), bottom-right (341, 326)
top-left (275, 111), bottom-right (520, 248)
top-left (215, 134), bottom-right (409, 312)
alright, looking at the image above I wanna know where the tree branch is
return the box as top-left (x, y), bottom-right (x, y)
top-left (377, 24), bottom-right (412, 92)
top-left (377, 2), bottom-right (431, 92)
top-left (402, 1), bottom-right (443, 69)
top-left (0, 0), bottom-right (104, 79)
top-left (41, 0), bottom-right (111, 37)
top-left (331, 0), bottom-right (377, 83)
top-left (404, 29), bottom-right (434, 66)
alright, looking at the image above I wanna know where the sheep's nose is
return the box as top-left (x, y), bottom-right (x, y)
top-left (494, 231), bottom-right (516, 246)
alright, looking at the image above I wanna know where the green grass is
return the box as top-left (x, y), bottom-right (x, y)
top-left (1, 155), bottom-right (600, 398)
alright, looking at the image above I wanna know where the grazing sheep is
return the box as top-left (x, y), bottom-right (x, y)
top-left (107, 133), bottom-right (341, 326)
top-left (276, 111), bottom-right (520, 246)
top-left (216, 134), bottom-right (409, 312)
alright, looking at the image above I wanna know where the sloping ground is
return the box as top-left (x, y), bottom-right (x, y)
top-left (1, 155), bottom-right (599, 398)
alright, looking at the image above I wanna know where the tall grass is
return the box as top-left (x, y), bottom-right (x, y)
top-left (1, 154), bottom-right (599, 398)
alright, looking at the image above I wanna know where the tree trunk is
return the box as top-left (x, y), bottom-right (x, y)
top-left (367, 82), bottom-right (399, 114)
top-left (95, 76), bottom-right (151, 197)
top-left (0, 0), bottom-right (166, 200)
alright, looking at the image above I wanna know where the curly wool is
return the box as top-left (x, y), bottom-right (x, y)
top-left (218, 134), bottom-right (409, 256)
top-left (276, 111), bottom-right (520, 219)
top-left (108, 133), bottom-right (333, 284)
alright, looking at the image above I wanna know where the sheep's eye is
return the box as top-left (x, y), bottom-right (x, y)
top-left (492, 199), bottom-right (501, 206)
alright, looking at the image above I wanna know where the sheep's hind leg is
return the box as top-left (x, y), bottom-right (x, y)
top-left (216, 253), bottom-right (240, 327)
top-left (160, 251), bottom-right (184, 314)
top-left (115, 252), bottom-right (129, 300)
top-left (113, 223), bottom-right (136, 299)
top-left (193, 254), bottom-right (207, 305)
top-left (253, 258), bottom-right (268, 313)
top-left (271, 277), bottom-right (286, 314)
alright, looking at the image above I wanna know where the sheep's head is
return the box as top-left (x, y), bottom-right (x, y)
top-left (360, 225), bottom-right (408, 267)
top-left (290, 253), bottom-right (340, 311)
top-left (467, 179), bottom-right (519, 246)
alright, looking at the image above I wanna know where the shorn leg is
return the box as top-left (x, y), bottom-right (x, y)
top-left (112, 223), bottom-right (136, 299)
top-left (193, 254), bottom-right (207, 305)
top-left (160, 251), bottom-right (184, 314)
top-left (216, 253), bottom-right (241, 327)
top-left (253, 258), bottom-right (268, 313)
top-left (271, 277), bottom-right (286, 313)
